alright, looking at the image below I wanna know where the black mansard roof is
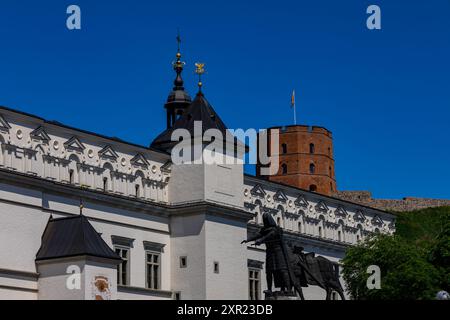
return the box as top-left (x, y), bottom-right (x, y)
top-left (151, 92), bottom-right (233, 150)
top-left (36, 214), bottom-right (122, 262)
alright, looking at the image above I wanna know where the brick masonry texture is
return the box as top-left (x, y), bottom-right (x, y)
top-left (334, 191), bottom-right (450, 212)
top-left (257, 125), bottom-right (336, 196)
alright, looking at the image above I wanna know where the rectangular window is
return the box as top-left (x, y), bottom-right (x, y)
top-left (115, 247), bottom-right (130, 286)
top-left (249, 268), bottom-right (261, 300)
top-left (146, 251), bottom-right (161, 290)
top-left (180, 256), bottom-right (187, 268)
top-left (214, 262), bottom-right (220, 274)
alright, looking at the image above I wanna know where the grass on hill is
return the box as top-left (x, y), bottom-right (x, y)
top-left (394, 206), bottom-right (450, 245)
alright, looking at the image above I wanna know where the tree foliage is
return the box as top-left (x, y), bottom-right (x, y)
top-left (342, 206), bottom-right (450, 300)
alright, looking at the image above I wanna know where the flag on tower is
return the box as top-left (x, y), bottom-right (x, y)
top-left (291, 90), bottom-right (295, 108)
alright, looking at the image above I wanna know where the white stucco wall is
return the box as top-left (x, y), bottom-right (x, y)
top-left (204, 215), bottom-right (248, 300)
top-left (170, 214), bottom-right (206, 299)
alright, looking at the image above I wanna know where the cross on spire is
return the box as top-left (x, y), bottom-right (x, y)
top-left (176, 28), bottom-right (181, 53)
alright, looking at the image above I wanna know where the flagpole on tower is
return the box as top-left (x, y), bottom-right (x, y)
top-left (291, 89), bottom-right (297, 125)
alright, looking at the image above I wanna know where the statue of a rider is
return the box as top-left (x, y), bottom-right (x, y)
top-left (241, 212), bottom-right (297, 296)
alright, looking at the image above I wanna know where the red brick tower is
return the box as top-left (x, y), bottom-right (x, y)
top-left (256, 125), bottom-right (336, 196)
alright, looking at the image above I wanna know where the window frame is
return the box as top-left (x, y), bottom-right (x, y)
top-left (248, 268), bottom-right (261, 300)
top-left (114, 245), bottom-right (130, 286)
top-left (145, 250), bottom-right (161, 290)
top-left (111, 236), bottom-right (135, 287)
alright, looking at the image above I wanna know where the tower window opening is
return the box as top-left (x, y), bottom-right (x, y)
top-left (310, 143), bottom-right (315, 154)
top-left (309, 163), bottom-right (315, 174)
top-left (281, 143), bottom-right (287, 154)
top-left (309, 185), bottom-right (317, 192)
top-left (281, 163), bottom-right (288, 175)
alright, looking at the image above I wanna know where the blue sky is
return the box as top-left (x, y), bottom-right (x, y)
top-left (0, 0), bottom-right (449, 199)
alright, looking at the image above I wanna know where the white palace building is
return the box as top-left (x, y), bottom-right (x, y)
top-left (0, 50), bottom-right (395, 300)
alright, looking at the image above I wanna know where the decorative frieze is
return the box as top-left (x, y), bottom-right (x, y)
top-left (243, 182), bottom-right (396, 245)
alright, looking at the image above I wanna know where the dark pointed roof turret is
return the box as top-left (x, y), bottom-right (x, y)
top-left (164, 34), bottom-right (192, 128)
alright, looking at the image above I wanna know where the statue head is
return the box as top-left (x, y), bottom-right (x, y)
top-left (262, 212), bottom-right (277, 228)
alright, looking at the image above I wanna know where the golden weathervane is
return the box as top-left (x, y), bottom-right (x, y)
top-left (195, 62), bottom-right (205, 90)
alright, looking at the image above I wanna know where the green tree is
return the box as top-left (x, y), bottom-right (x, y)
top-left (429, 213), bottom-right (450, 292)
top-left (342, 234), bottom-right (440, 300)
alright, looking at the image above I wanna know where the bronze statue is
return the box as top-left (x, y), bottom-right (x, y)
top-left (241, 212), bottom-right (346, 300)
top-left (241, 212), bottom-right (302, 298)
top-left (290, 245), bottom-right (346, 300)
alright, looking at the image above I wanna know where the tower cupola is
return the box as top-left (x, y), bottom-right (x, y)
top-left (164, 35), bottom-right (192, 129)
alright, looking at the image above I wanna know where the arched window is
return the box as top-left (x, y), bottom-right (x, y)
top-left (102, 163), bottom-right (114, 193)
top-left (338, 230), bottom-right (342, 242)
top-left (281, 163), bottom-right (288, 175)
top-left (298, 222), bottom-right (302, 233)
top-left (357, 224), bottom-right (363, 242)
top-left (69, 169), bottom-right (74, 184)
top-left (281, 143), bottom-right (287, 154)
top-left (330, 182), bottom-right (333, 192)
top-left (309, 143), bottom-right (315, 154)
top-left (68, 154), bottom-right (80, 185)
top-left (254, 200), bottom-right (262, 225)
top-left (277, 217), bottom-right (281, 226)
top-left (134, 170), bottom-right (145, 199)
top-left (318, 215), bottom-right (325, 238)
top-left (309, 163), bottom-right (315, 174)
top-left (309, 184), bottom-right (317, 192)
top-left (329, 166), bottom-right (332, 176)
top-left (135, 184), bottom-right (140, 198)
top-left (103, 177), bottom-right (108, 192)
